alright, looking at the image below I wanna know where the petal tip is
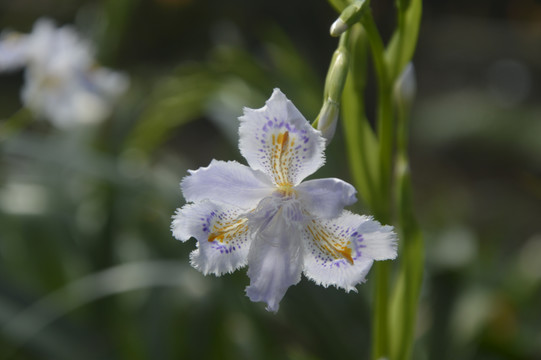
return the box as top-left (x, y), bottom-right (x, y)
top-left (269, 87), bottom-right (286, 101)
top-left (245, 286), bottom-right (281, 313)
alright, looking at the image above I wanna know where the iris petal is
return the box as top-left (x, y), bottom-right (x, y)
top-left (182, 160), bottom-right (274, 209)
top-left (172, 200), bottom-right (251, 275)
top-left (302, 211), bottom-right (397, 291)
top-left (246, 206), bottom-right (304, 312)
top-left (296, 178), bottom-right (357, 219)
top-left (239, 89), bottom-right (325, 186)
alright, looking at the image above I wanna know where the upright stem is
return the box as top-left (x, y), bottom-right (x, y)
top-left (391, 68), bottom-right (424, 360)
top-left (361, 11), bottom-right (393, 221)
top-left (328, 1), bottom-right (423, 359)
top-left (359, 10), bottom-right (395, 360)
top-left (341, 25), bottom-right (378, 211)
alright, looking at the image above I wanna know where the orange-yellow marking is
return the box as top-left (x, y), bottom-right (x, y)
top-left (336, 247), bottom-right (353, 264)
top-left (277, 131), bottom-right (288, 146)
top-left (308, 222), bottom-right (354, 264)
top-left (270, 131), bottom-right (293, 187)
top-left (208, 218), bottom-right (247, 243)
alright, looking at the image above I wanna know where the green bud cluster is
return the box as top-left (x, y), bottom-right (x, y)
top-left (315, 34), bottom-right (350, 142)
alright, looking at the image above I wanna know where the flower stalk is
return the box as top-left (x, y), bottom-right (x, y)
top-left (389, 63), bottom-right (424, 360)
top-left (325, 0), bottom-right (423, 359)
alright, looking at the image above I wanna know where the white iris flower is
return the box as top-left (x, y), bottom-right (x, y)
top-left (0, 18), bottom-right (128, 127)
top-left (172, 89), bottom-right (397, 312)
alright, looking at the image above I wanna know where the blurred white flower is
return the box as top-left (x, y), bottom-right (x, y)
top-left (0, 18), bottom-right (128, 127)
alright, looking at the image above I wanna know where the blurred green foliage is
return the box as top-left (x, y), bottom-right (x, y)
top-left (1, 0), bottom-right (541, 359)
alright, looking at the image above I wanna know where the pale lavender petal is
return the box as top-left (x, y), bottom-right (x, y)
top-left (245, 207), bottom-right (304, 312)
top-left (181, 160), bottom-right (274, 209)
top-left (302, 211), bottom-right (397, 291)
top-left (239, 88), bottom-right (325, 186)
top-left (172, 200), bottom-right (251, 275)
top-left (0, 32), bottom-right (29, 71)
top-left (26, 19), bottom-right (93, 70)
top-left (296, 178), bottom-right (357, 219)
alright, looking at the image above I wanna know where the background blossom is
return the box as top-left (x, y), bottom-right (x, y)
top-left (0, 18), bottom-right (128, 127)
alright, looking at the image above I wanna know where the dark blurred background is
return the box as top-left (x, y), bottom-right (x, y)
top-left (1, 0), bottom-right (541, 359)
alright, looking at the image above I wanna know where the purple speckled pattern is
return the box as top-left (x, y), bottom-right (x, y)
top-left (254, 116), bottom-right (310, 185)
top-left (200, 206), bottom-right (249, 256)
top-left (200, 210), bottom-right (215, 234)
top-left (239, 89), bottom-right (325, 187)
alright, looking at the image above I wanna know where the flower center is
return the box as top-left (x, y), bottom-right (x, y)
top-left (276, 185), bottom-right (297, 198)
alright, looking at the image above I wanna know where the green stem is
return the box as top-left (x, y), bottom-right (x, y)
top-left (391, 85), bottom-right (424, 360)
top-left (341, 25), bottom-right (378, 210)
top-left (99, 0), bottom-right (139, 65)
top-left (385, 0), bottom-right (423, 81)
top-left (389, 1), bottom-right (424, 358)
top-left (360, 10), bottom-right (395, 360)
top-left (334, 2), bottom-right (423, 359)
top-left (372, 261), bottom-right (391, 360)
top-left (391, 157), bottom-right (423, 360)
top-left (390, 5), bottom-right (407, 81)
top-left (327, 0), bottom-right (352, 12)
top-left (361, 10), bottom-right (393, 221)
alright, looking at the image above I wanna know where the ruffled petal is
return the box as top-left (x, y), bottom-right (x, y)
top-left (181, 160), bottom-right (274, 209)
top-left (239, 88), bottom-right (325, 186)
top-left (172, 201), bottom-right (251, 275)
top-left (296, 178), bottom-right (357, 219)
top-left (302, 212), bottom-right (397, 291)
top-left (245, 204), bottom-right (304, 312)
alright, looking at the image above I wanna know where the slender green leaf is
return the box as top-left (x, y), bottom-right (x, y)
top-left (385, 0), bottom-right (423, 81)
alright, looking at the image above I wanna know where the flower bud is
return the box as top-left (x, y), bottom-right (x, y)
top-left (330, 0), bottom-right (368, 37)
top-left (315, 38), bottom-right (349, 144)
top-left (325, 48), bottom-right (349, 101)
top-left (316, 98), bottom-right (339, 143)
top-left (394, 62), bottom-right (416, 109)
